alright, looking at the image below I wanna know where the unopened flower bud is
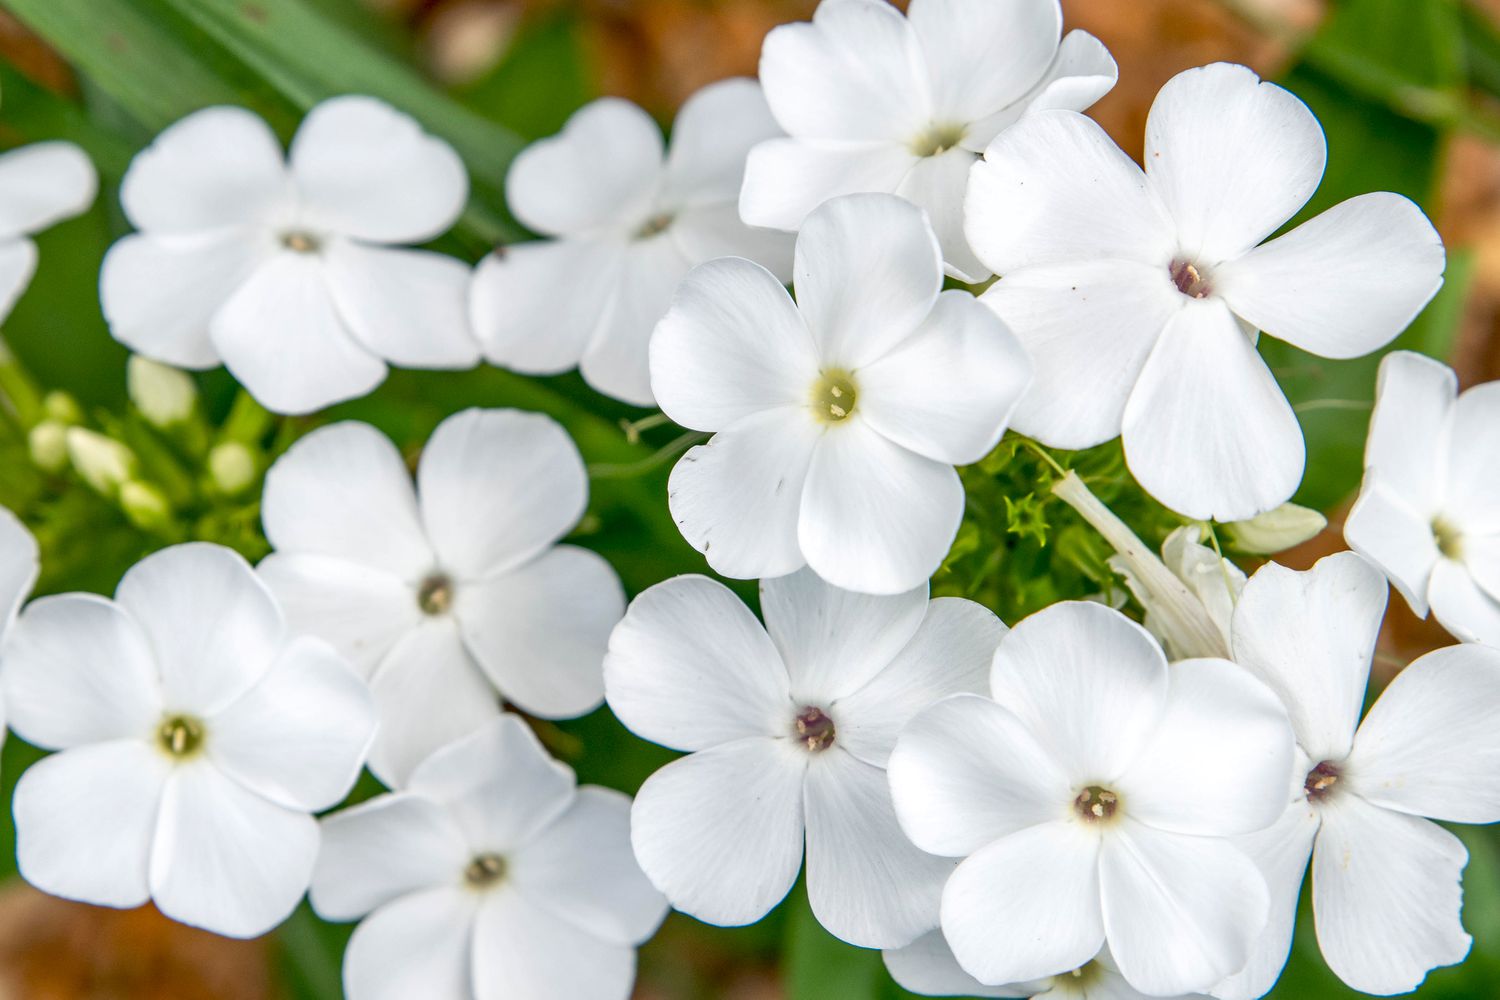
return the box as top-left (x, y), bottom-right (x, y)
top-left (66, 428), bottom-right (136, 495)
top-left (1225, 503), bottom-right (1327, 555)
top-left (120, 480), bottom-right (173, 533)
top-left (42, 391), bottom-right (83, 425)
top-left (127, 356), bottom-right (197, 428)
top-left (28, 421), bottom-right (68, 472)
top-left (208, 441), bottom-right (257, 496)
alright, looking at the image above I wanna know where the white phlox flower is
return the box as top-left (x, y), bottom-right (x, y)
top-left (470, 79), bottom-right (794, 405)
top-left (1, 543), bottom-right (376, 938)
top-left (888, 600), bottom-right (1295, 997)
top-left (967, 62), bottom-right (1446, 521)
top-left (100, 96), bottom-right (477, 415)
top-left (0, 141), bottom-right (97, 321)
top-left (1344, 350), bottom-right (1500, 645)
top-left (604, 567), bottom-right (1007, 948)
top-left (311, 715), bottom-right (666, 1000)
top-left (1213, 551), bottom-right (1500, 999)
top-left (743, 0), bottom-right (1116, 281)
top-left (651, 192), bottom-right (1032, 595)
top-left (1110, 525), bottom-right (1245, 661)
top-left (257, 408), bottom-right (624, 787)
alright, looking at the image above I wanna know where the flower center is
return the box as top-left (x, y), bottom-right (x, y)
top-left (464, 852), bottom-right (507, 889)
top-left (910, 122), bottom-right (967, 157)
top-left (157, 714), bottom-right (206, 759)
top-left (418, 573), bottom-right (455, 616)
top-left (1304, 760), bottom-right (1342, 802)
top-left (1073, 785), bottom-right (1120, 824)
top-left (635, 213), bottom-right (674, 240)
top-left (280, 230), bottom-right (321, 254)
top-left (1170, 258), bottom-right (1212, 298)
top-left (793, 706), bottom-right (836, 752)
top-left (810, 370), bottom-right (857, 423)
top-left (1432, 517), bottom-right (1465, 560)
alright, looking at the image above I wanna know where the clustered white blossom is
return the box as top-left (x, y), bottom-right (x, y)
top-left (0, 1), bottom-right (1491, 1000)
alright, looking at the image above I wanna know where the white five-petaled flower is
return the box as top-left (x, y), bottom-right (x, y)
top-left (742, 0), bottom-right (1116, 282)
top-left (967, 62), bottom-right (1446, 521)
top-left (652, 193), bottom-right (1031, 594)
top-left (471, 79), bottom-right (794, 405)
top-left (258, 408), bottom-right (624, 787)
top-left (888, 600), bottom-right (1295, 997)
top-left (1344, 350), bottom-right (1500, 645)
top-left (604, 568), bottom-right (1006, 948)
top-left (1, 543), bottom-right (376, 938)
top-left (1213, 552), bottom-right (1500, 999)
top-left (311, 715), bottom-right (666, 1000)
top-left (101, 96), bottom-right (478, 416)
top-left (0, 142), bottom-right (97, 321)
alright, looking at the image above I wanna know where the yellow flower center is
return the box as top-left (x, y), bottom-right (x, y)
top-left (811, 370), bottom-right (858, 423)
top-left (157, 714), bottom-right (206, 759)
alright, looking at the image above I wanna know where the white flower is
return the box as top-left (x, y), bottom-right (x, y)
top-left (743, 0), bottom-right (1115, 282)
top-left (1344, 350), bottom-right (1500, 645)
top-left (604, 568), bottom-right (1006, 948)
top-left (967, 62), bottom-right (1446, 521)
top-left (100, 96), bottom-right (477, 416)
top-left (1, 543), bottom-right (375, 938)
top-left (470, 79), bottom-right (794, 406)
top-left (652, 193), bottom-right (1031, 594)
top-left (310, 715), bottom-right (666, 1000)
top-left (0, 506), bottom-right (40, 742)
top-left (1110, 525), bottom-right (1245, 660)
top-left (1213, 552), bottom-right (1500, 999)
top-left (0, 141), bottom-right (97, 319)
top-left (888, 600), bottom-right (1295, 996)
top-left (257, 408), bottom-right (624, 786)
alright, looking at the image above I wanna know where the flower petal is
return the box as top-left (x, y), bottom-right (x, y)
top-left (630, 737), bottom-right (807, 926)
top-left (888, 694), bottom-right (1070, 857)
top-left (894, 147), bottom-right (987, 281)
top-left (1121, 297), bottom-right (1304, 521)
top-left (1445, 380), bottom-right (1500, 532)
top-left (579, 235), bottom-right (694, 406)
top-left (739, 137), bottom-right (919, 232)
top-left (311, 793), bottom-right (469, 920)
top-left (0, 507), bottom-right (38, 627)
top-left (649, 256), bottom-right (820, 432)
top-left (964, 29), bottom-right (1118, 147)
top-left (882, 930), bottom-right (1018, 998)
top-left (290, 96), bottom-right (467, 244)
top-left (941, 821), bottom-right (1104, 985)
top-left (0, 238), bottom-right (35, 321)
top-left (342, 887), bottom-right (478, 1000)
top-left (1428, 558), bottom-right (1500, 645)
top-left (1311, 796), bottom-right (1470, 995)
top-left (262, 420), bottom-right (434, 579)
top-left (256, 553), bottom-right (420, 677)
top-left (663, 77), bottom-right (782, 206)
top-left (1362, 350), bottom-right (1456, 516)
top-left (1144, 63), bottom-right (1325, 263)
top-left (0, 141), bottom-right (97, 235)
top-left (321, 240), bottom-right (478, 368)
top-left (417, 408), bottom-right (586, 578)
top-left (14, 741), bottom-right (169, 909)
top-left (1344, 481), bottom-right (1441, 618)
top-left (666, 201), bottom-right (795, 282)
top-left (473, 888), bottom-right (638, 1000)
top-left (907, 0), bottom-right (1061, 125)
top-left (605, 575), bottom-right (791, 752)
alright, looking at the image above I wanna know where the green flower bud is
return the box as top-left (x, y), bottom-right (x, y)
top-left (1225, 503), bottom-right (1327, 555)
top-left (127, 356), bottom-right (197, 428)
top-left (66, 428), bottom-right (136, 495)
top-left (120, 480), bottom-right (173, 533)
top-left (208, 441), bottom-right (258, 496)
top-left (28, 421), bottom-right (68, 473)
top-left (42, 391), bottom-right (83, 425)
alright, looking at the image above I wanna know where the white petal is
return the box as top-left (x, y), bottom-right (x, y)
top-left (14, 741), bottom-right (169, 909)
top-left (343, 887), bottom-right (477, 1000)
top-left (649, 256), bottom-right (819, 432)
top-left (761, 565), bottom-right (927, 705)
top-left (805, 746), bottom-right (955, 948)
top-left (262, 420), bottom-right (434, 578)
top-left (1445, 380), bottom-right (1500, 532)
top-left (759, 0), bottom-right (929, 142)
top-left (1348, 643), bottom-right (1500, 823)
top-left (663, 77), bottom-right (782, 206)
top-left (834, 597), bottom-right (1004, 769)
top-left (739, 137), bottom-right (919, 232)
top-left (666, 201), bottom-right (795, 281)
top-left (895, 147), bottom-right (988, 281)
top-left (120, 106), bottom-right (287, 233)
top-left (1143, 63), bottom-right (1325, 263)
top-left (857, 289), bottom-right (1031, 464)
top-left (322, 240), bottom-right (479, 368)
top-left (1344, 481), bottom-right (1440, 618)
top-left (1363, 350), bottom-right (1456, 516)
top-left (257, 553), bottom-right (420, 677)
top-left (311, 792), bottom-right (469, 920)
top-left (0, 141), bottom-right (97, 235)
top-left (456, 545), bottom-right (623, 718)
top-left (941, 821), bottom-right (1105, 985)
top-left (907, 0), bottom-right (1061, 125)
top-left (210, 252), bottom-right (386, 415)
top-left (473, 888), bottom-right (638, 1000)
top-left (799, 421), bottom-right (964, 595)
top-left (511, 786), bottom-right (667, 945)
top-left (883, 930), bottom-right (1020, 998)
top-left (365, 620), bottom-right (501, 789)
top-left (605, 574), bottom-right (791, 752)
top-left (150, 762), bottom-right (320, 938)
top-left (2, 594), bottom-right (161, 749)
top-left (1121, 298), bottom-right (1304, 521)
top-left (100, 231), bottom-right (261, 369)
top-left (966, 110), bottom-right (1175, 274)
top-left (1100, 822), bottom-right (1269, 997)
top-left (1311, 796), bottom-right (1470, 995)
top-left (1230, 553), bottom-right (1385, 763)
top-left (290, 96), bottom-right (467, 244)
top-left (417, 408), bottom-right (586, 578)
top-left (667, 408), bottom-right (822, 580)
top-left (795, 193), bottom-right (942, 367)
top-left (983, 260), bottom-right (1180, 450)
top-left (630, 737), bottom-right (806, 925)
top-left (0, 506), bottom-right (38, 629)
top-left (988, 601), bottom-right (1168, 784)
top-left (505, 98), bottom-right (663, 238)
top-left (1116, 658), bottom-right (1294, 836)
top-left (116, 543), bottom-right (284, 716)
top-left (471, 238), bottom-right (623, 374)
top-left (579, 235), bottom-right (694, 406)
top-left (208, 636), bottom-right (375, 812)
top-left (966, 29), bottom-right (1118, 144)
top-left (1428, 558), bottom-right (1500, 646)
top-left (0, 238), bottom-right (35, 322)
top-left (888, 694), bottom-right (1070, 857)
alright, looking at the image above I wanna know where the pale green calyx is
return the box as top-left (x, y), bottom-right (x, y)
top-left (1224, 503), bottom-right (1327, 554)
